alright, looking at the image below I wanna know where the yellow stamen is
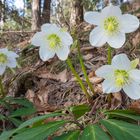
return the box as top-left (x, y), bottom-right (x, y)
top-left (104, 16), bottom-right (119, 34)
top-left (114, 70), bottom-right (129, 87)
top-left (0, 53), bottom-right (7, 64)
top-left (47, 34), bottom-right (62, 50)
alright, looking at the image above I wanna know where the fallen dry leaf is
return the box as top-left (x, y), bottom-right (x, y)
top-left (129, 100), bottom-right (140, 114)
top-left (35, 69), bottom-right (68, 83)
top-left (83, 53), bottom-right (93, 61)
top-left (113, 92), bottom-right (122, 102)
top-left (89, 77), bottom-right (103, 84)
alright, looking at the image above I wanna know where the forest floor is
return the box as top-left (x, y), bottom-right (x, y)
top-left (0, 20), bottom-right (140, 136)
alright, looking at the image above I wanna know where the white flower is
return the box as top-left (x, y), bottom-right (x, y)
top-left (31, 23), bottom-right (73, 61)
top-left (95, 54), bottom-right (140, 99)
top-left (84, 5), bottom-right (140, 48)
top-left (0, 48), bottom-right (19, 75)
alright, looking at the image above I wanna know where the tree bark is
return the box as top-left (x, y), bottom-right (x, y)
top-left (42, 0), bottom-right (51, 24)
top-left (31, 0), bottom-right (41, 31)
top-left (0, 0), bottom-right (6, 30)
top-left (70, 0), bottom-right (84, 26)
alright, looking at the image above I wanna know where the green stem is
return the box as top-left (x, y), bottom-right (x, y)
top-left (66, 58), bottom-right (91, 100)
top-left (107, 46), bottom-right (112, 65)
top-left (0, 77), bottom-right (5, 97)
top-left (107, 46), bottom-right (112, 102)
top-left (77, 42), bottom-right (95, 95)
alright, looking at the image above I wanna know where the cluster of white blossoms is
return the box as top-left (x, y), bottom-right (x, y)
top-left (31, 24), bottom-right (73, 61)
top-left (96, 54), bottom-right (140, 99)
top-left (84, 5), bottom-right (139, 48)
top-left (31, 5), bottom-right (140, 99)
top-left (0, 48), bottom-right (18, 75)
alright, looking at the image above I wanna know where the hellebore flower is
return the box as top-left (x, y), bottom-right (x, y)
top-left (0, 48), bottom-right (19, 75)
top-left (96, 54), bottom-right (140, 99)
top-left (31, 23), bottom-right (73, 61)
top-left (84, 5), bottom-right (139, 48)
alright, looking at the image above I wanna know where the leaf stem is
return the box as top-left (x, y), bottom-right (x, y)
top-left (77, 42), bottom-right (95, 95)
top-left (66, 58), bottom-right (91, 101)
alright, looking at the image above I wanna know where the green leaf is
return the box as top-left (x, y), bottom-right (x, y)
top-left (9, 107), bottom-right (36, 117)
top-left (11, 98), bottom-right (34, 108)
top-left (53, 130), bottom-right (80, 140)
top-left (70, 104), bottom-right (90, 118)
top-left (8, 117), bottom-right (23, 127)
top-left (0, 99), bottom-right (12, 110)
top-left (0, 114), bottom-right (6, 120)
top-left (0, 113), bottom-right (63, 139)
top-left (81, 124), bottom-right (110, 140)
top-left (12, 121), bottom-right (67, 140)
top-left (104, 110), bottom-right (140, 121)
top-left (17, 113), bottom-right (63, 131)
top-left (0, 129), bottom-right (15, 140)
top-left (131, 58), bottom-right (139, 69)
top-left (101, 119), bottom-right (140, 140)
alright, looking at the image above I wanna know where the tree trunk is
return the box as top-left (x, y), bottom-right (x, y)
top-left (0, 0), bottom-right (6, 30)
top-left (42, 0), bottom-right (51, 24)
top-left (70, 0), bottom-right (84, 26)
top-left (31, 0), bottom-right (41, 31)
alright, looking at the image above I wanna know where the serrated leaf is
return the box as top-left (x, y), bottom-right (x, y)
top-left (0, 129), bottom-right (15, 140)
top-left (17, 113), bottom-right (63, 130)
top-left (80, 124), bottom-right (110, 140)
top-left (9, 107), bottom-right (36, 117)
top-left (101, 119), bottom-right (140, 140)
top-left (0, 113), bottom-right (63, 139)
top-left (70, 104), bottom-right (90, 118)
top-left (104, 110), bottom-right (140, 121)
top-left (53, 130), bottom-right (80, 140)
top-left (12, 121), bottom-right (67, 140)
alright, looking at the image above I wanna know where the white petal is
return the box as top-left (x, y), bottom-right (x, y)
top-left (56, 46), bottom-right (70, 61)
top-left (84, 12), bottom-right (101, 25)
top-left (41, 23), bottom-right (52, 31)
top-left (89, 27), bottom-right (107, 47)
top-left (7, 51), bottom-right (19, 58)
top-left (123, 82), bottom-right (140, 99)
top-left (7, 59), bottom-right (17, 68)
top-left (41, 24), bottom-right (60, 33)
top-left (129, 70), bottom-right (140, 84)
top-left (107, 32), bottom-right (125, 48)
top-left (0, 48), bottom-right (8, 54)
top-left (59, 32), bottom-right (73, 46)
top-left (39, 46), bottom-right (55, 61)
top-left (95, 65), bottom-right (114, 79)
top-left (0, 65), bottom-right (6, 75)
top-left (102, 79), bottom-right (121, 93)
top-left (120, 14), bottom-right (140, 33)
top-left (102, 5), bottom-right (122, 18)
top-left (112, 53), bottom-right (131, 70)
top-left (31, 32), bottom-right (47, 47)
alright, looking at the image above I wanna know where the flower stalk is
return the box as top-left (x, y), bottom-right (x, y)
top-left (107, 46), bottom-right (112, 65)
top-left (77, 41), bottom-right (95, 95)
top-left (0, 77), bottom-right (5, 97)
top-left (66, 58), bottom-right (91, 101)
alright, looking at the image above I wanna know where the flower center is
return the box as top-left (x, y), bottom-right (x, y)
top-left (104, 16), bottom-right (119, 34)
top-left (114, 70), bottom-right (129, 87)
top-left (0, 53), bottom-right (7, 64)
top-left (47, 34), bottom-right (62, 50)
